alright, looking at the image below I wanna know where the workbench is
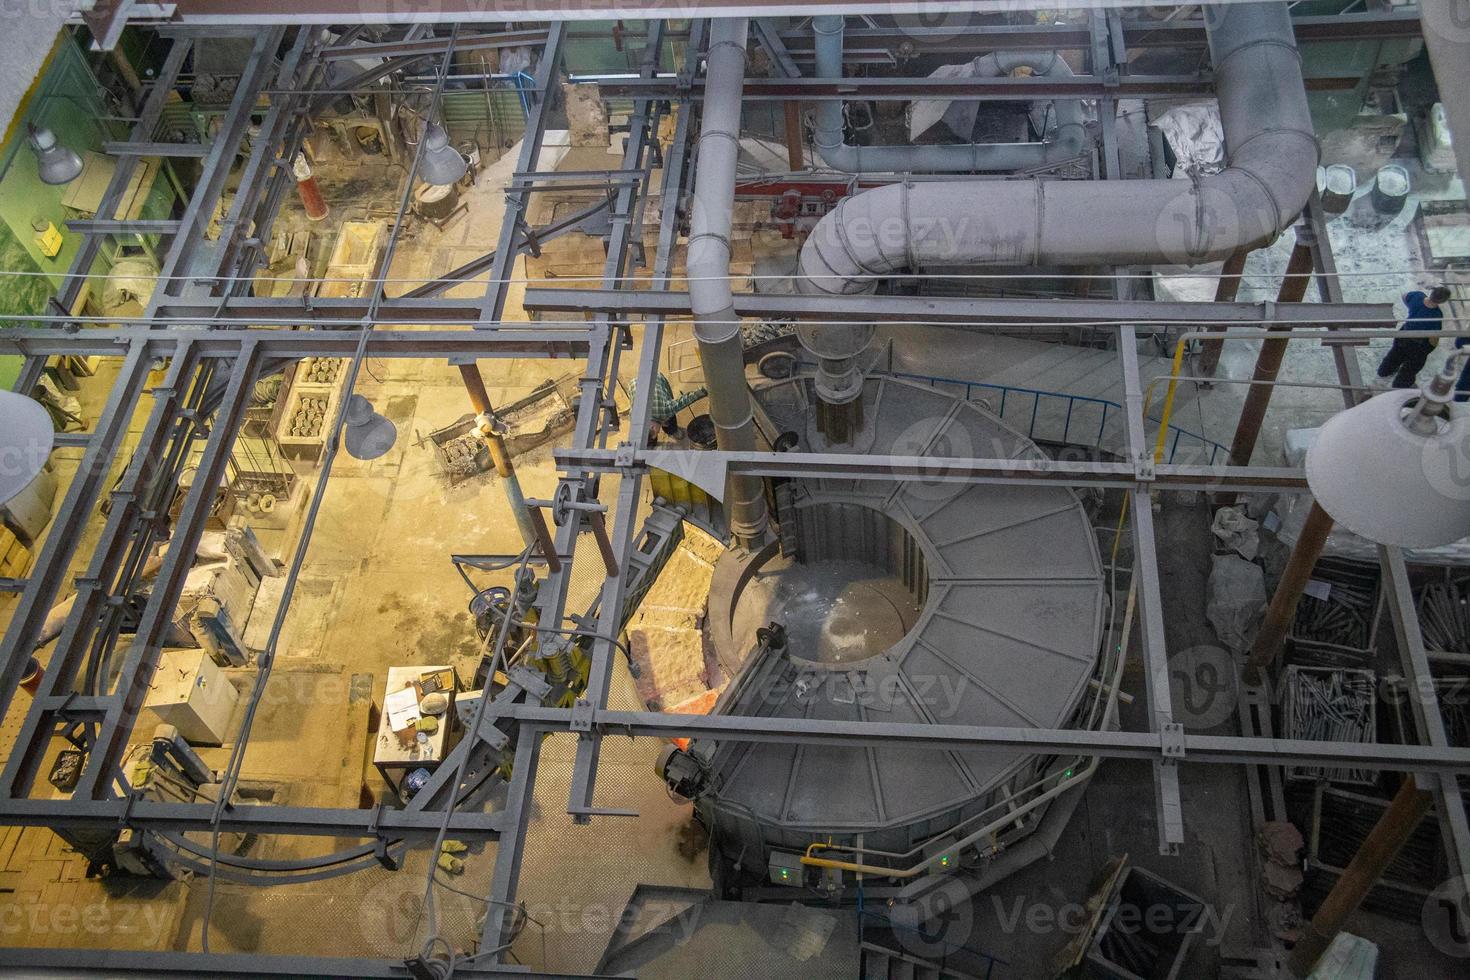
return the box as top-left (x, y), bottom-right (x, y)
top-left (372, 664), bottom-right (457, 798)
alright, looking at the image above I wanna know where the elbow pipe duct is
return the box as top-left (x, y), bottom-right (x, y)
top-left (812, 15), bottom-right (1087, 174)
top-left (688, 18), bottom-right (769, 548)
top-left (797, 2), bottom-right (1318, 406)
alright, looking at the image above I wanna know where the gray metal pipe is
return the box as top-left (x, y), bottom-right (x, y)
top-left (1419, 3), bottom-right (1470, 188)
top-left (798, 2), bottom-right (1318, 395)
top-left (812, 15), bottom-right (1088, 174)
top-left (688, 18), bottom-right (768, 548)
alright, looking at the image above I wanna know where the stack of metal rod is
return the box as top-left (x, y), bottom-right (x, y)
top-left (1416, 571), bottom-right (1470, 654)
top-left (1281, 665), bottom-right (1378, 786)
top-left (1289, 557), bottom-right (1380, 665)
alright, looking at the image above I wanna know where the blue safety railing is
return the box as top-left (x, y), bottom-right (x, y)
top-left (889, 371), bottom-right (1228, 465)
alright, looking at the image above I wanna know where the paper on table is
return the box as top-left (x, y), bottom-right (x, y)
top-left (385, 686), bottom-right (421, 730)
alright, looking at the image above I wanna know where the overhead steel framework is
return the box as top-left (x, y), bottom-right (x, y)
top-left (2, 5), bottom-right (1468, 976)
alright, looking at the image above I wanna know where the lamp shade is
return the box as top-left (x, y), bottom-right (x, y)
top-left (28, 127), bottom-right (83, 186)
top-left (0, 390), bottom-right (54, 505)
top-left (1304, 389), bottom-right (1470, 548)
top-left (342, 395), bottom-right (396, 460)
top-left (417, 123), bottom-right (467, 187)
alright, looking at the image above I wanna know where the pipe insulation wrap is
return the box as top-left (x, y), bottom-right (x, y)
top-left (812, 14), bottom-right (1087, 174)
top-left (687, 18), bottom-right (768, 547)
top-left (797, 2), bottom-right (1318, 376)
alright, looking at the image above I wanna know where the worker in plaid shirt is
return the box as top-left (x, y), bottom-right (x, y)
top-left (629, 373), bottom-right (707, 445)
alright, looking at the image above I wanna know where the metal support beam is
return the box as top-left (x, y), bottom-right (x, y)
top-left (51, 40), bottom-right (191, 319)
top-left (479, 23), bottom-right (567, 325)
top-left (555, 446), bottom-right (1308, 494)
top-left (0, 345), bottom-right (205, 799)
top-left (315, 28), bottom-right (549, 59)
top-left (562, 20), bottom-right (701, 824)
top-left (504, 706), bottom-right (1470, 774)
top-left (146, 30), bottom-right (285, 311)
top-left (520, 287), bottom-right (1394, 330)
top-left (0, 797), bottom-right (504, 839)
top-left (0, 342), bottom-right (152, 730)
top-left (99, 141), bottom-right (211, 157)
top-left (591, 72), bottom-right (1359, 101)
top-left (72, 345), bottom-right (262, 799)
top-left (64, 218), bottom-right (182, 235)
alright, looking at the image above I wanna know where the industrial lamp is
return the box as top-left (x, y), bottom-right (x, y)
top-left (0, 390), bottom-right (57, 545)
top-left (417, 123), bottom-right (467, 187)
top-left (26, 125), bottom-right (83, 186)
top-left (1304, 358), bottom-right (1470, 548)
top-left (1248, 356), bottom-right (1470, 684)
top-left (342, 394), bottom-right (397, 460)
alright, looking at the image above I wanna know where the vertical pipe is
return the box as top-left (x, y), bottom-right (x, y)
top-left (1244, 499), bottom-right (1334, 685)
top-left (1196, 250), bottom-right (1248, 377)
top-left (1225, 232), bottom-right (1315, 470)
top-left (457, 361), bottom-right (538, 550)
top-left (1287, 775), bottom-right (1433, 976)
top-left (784, 101), bottom-right (804, 171)
top-left (1419, 6), bottom-right (1470, 189)
top-left (688, 18), bottom-right (768, 548)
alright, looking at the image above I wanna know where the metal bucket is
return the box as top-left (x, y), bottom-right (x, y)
top-left (1370, 164), bottom-right (1411, 216)
top-left (1318, 164), bottom-right (1356, 216)
top-left (686, 413), bottom-right (717, 449)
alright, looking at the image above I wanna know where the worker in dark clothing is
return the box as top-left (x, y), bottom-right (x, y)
top-left (1376, 286), bottom-right (1451, 389)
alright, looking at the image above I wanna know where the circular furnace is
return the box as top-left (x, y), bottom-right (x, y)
top-left (666, 375), bottom-right (1110, 895)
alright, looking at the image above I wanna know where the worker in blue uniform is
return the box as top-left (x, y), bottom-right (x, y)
top-left (1376, 286), bottom-right (1452, 389)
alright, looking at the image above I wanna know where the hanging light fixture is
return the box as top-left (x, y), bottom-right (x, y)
top-left (0, 390), bottom-right (57, 546)
top-left (1305, 358), bottom-right (1470, 548)
top-left (27, 125), bottom-right (83, 186)
top-left (342, 394), bottom-right (397, 460)
top-left (417, 122), bottom-right (467, 187)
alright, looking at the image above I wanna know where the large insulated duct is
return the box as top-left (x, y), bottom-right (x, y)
top-left (812, 15), bottom-right (1087, 174)
top-left (797, 2), bottom-right (1317, 427)
top-left (688, 18), bottom-right (768, 548)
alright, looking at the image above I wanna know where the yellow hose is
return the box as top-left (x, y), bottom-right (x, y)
top-left (1151, 337), bottom-right (1190, 465)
